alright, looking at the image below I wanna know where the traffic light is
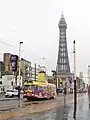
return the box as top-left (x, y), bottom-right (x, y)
top-left (10, 54), bottom-right (18, 72)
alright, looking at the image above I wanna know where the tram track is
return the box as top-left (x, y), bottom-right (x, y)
top-left (0, 93), bottom-right (84, 112)
top-left (0, 99), bottom-right (56, 112)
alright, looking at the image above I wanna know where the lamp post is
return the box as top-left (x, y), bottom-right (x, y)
top-left (34, 57), bottom-right (46, 81)
top-left (73, 40), bottom-right (77, 118)
top-left (18, 42), bottom-right (23, 86)
top-left (56, 65), bottom-right (59, 89)
top-left (35, 63), bottom-right (36, 81)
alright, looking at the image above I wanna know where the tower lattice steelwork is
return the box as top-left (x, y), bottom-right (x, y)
top-left (57, 13), bottom-right (70, 80)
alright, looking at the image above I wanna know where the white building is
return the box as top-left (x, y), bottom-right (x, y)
top-left (0, 75), bottom-right (22, 93)
top-left (30, 65), bottom-right (47, 81)
top-left (31, 67), bottom-right (39, 80)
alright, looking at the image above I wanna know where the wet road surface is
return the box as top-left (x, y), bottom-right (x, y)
top-left (6, 106), bottom-right (70, 120)
top-left (7, 93), bottom-right (90, 120)
top-left (0, 93), bottom-right (65, 111)
top-left (0, 94), bottom-right (24, 110)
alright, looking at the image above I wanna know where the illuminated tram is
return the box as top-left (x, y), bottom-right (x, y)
top-left (23, 66), bottom-right (56, 100)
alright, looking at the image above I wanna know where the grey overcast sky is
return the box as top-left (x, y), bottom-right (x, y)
top-left (0, 0), bottom-right (90, 75)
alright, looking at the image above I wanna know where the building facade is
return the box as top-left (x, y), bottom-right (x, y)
top-left (79, 72), bottom-right (85, 89)
top-left (30, 65), bottom-right (47, 81)
top-left (0, 61), bottom-right (4, 78)
top-left (3, 53), bottom-right (32, 84)
top-left (20, 58), bottom-right (31, 83)
top-left (3, 53), bottom-right (19, 75)
top-left (0, 75), bottom-right (22, 93)
top-left (3, 53), bottom-right (11, 72)
top-left (3, 53), bottom-right (47, 84)
top-left (31, 67), bottom-right (39, 80)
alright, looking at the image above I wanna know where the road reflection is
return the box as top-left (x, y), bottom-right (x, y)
top-left (7, 106), bottom-right (71, 120)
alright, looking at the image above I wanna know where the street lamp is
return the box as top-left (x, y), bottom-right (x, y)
top-left (73, 40), bottom-right (77, 118)
top-left (18, 42), bottom-right (23, 86)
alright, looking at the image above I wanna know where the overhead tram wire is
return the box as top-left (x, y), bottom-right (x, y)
top-left (0, 40), bottom-right (17, 49)
top-left (0, 40), bottom-right (45, 62)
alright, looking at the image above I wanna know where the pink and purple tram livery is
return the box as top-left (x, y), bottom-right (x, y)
top-left (23, 81), bottom-right (56, 100)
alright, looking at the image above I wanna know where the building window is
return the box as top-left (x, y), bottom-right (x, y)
top-left (11, 81), bottom-right (13, 86)
top-left (61, 65), bottom-right (63, 71)
top-left (63, 66), bottom-right (65, 70)
top-left (0, 81), bottom-right (2, 84)
top-left (26, 66), bottom-right (29, 70)
top-left (1, 88), bottom-right (3, 91)
top-left (65, 66), bottom-right (67, 70)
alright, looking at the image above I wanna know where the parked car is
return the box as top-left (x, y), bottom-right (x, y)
top-left (5, 89), bottom-right (18, 98)
top-left (77, 89), bottom-right (87, 93)
top-left (82, 89), bottom-right (87, 93)
top-left (56, 88), bottom-right (63, 93)
top-left (15, 86), bottom-right (24, 94)
top-left (77, 89), bottom-right (82, 93)
top-left (20, 90), bottom-right (24, 94)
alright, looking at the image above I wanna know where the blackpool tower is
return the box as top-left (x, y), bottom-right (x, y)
top-left (57, 13), bottom-right (70, 83)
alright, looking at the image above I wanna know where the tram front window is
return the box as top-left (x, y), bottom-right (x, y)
top-left (30, 85), bottom-right (38, 90)
top-left (24, 85), bottom-right (38, 90)
top-left (24, 85), bottom-right (28, 90)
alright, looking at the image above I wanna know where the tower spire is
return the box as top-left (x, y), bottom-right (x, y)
top-left (61, 10), bottom-right (64, 18)
top-left (58, 11), bottom-right (67, 28)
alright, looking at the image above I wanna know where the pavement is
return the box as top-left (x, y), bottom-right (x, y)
top-left (67, 93), bottom-right (90, 120)
top-left (6, 93), bottom-right (90, 120)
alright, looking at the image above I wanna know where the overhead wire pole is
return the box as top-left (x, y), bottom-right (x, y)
top-left (73, 40), bottom-right (77, 119)
top-left (56, 65), bottom-right (58, 89)
top-left (18, 42), bottom-right (23, 86)
top-left (18, 42), bottom-right (23, 99)
top-left (35, 63), bottom-right (36, 81)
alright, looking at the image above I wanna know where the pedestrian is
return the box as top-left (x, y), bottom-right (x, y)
top-left (17, 86), bottom-right (20, 99)
top-left (88, 85), bottom-right (90, 108)
top-left (63, 87), bottom-right (67, 95)
top-left (56, 88), bottom-right (58, 95)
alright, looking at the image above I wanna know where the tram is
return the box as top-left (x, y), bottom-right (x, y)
top-left (23, 66), bottom-right (56, 100)
top-left (23, 81), bottom-right (56, 100)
